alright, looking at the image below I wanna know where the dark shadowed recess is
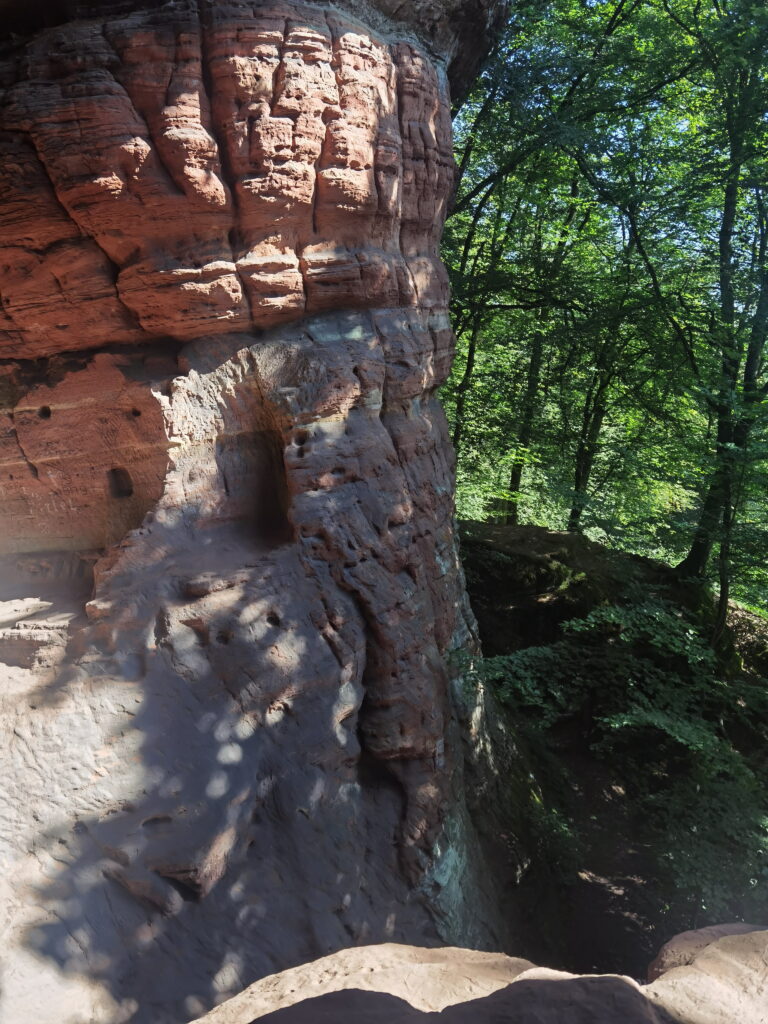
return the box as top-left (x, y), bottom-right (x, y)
top-left (0, 0), bottom-right (133, 37)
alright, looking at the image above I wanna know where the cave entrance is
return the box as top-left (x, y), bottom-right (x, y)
top-left (108, 467), bottom-right (134, 499)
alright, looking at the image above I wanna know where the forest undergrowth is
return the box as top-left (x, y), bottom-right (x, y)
top-left (444, 0), bottom-right (768, 968)
top-left (459, 523), bottom-right (768, 975)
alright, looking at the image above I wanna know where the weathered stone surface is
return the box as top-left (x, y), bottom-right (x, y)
top-left (0, 2), bottom-right (454, 363)
top-left (0, 0), bottom-right (505, 98)
top-left (192, 943), bottom-right (536, 1022)
top-left (189, 935), bottom-right (768, 1024)
top-left (0, 2), bottom-right (505, 1023)
top-left (646, 929), bottom-right (768, 1024)
top-left (647, 923), bottom-right (768, 982)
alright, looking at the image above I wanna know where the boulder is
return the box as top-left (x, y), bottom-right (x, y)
top-left (646, 929), bottom-right (768, 1024)
top-left (192, 943), bottom-right (535, 1022)
top-left (648, 923), bottom-right (767, 981)
top-left (190, 936), bottom-right (768, 1024)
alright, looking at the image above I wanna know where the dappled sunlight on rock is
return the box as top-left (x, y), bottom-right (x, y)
top-left (0, 1), bottom-right (507, 1021)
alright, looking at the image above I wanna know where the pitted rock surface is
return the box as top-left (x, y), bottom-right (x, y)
top-left (0, 2), bottom-right (504, 1023)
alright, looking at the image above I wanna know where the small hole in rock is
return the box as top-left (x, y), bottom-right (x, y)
top-left (162, 876), bottom-right (200, 903)
top-left (267, 612), bottom-right (281, 627)
top-left (295, 430), bottom-right (309, 446)
top-left (108, 467), bottom-right (134, 498)
top-left (38, 405), bottom-right (51, 419)
top-left (131, 408), bottom-right (142, 417)
top-left (216, 630), bottom-right (232, 645)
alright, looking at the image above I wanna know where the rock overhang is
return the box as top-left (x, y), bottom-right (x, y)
top-left (0, 0), bottom-right (508, 98)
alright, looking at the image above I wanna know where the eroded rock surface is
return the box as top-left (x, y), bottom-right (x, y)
top-left (646, 929), bottom-right (768, 1024)
top-left (192, 943), bottom-right (537, 1022)
top-left (189, 936), bottom-right (768, 1024)
top-left (647, 923), bottom-right (768, 982)
top-left (0, 2), bottom-right (504, 1023)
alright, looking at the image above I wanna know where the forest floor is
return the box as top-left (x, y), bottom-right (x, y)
top-left (459, 522), bottom-right (768, 979)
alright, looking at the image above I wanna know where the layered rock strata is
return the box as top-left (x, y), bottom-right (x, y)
top-left (0, 3), bottom-right (503, 1023)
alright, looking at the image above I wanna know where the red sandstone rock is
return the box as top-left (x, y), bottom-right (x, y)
top-left (0, 3), bottom-right (502, 1023)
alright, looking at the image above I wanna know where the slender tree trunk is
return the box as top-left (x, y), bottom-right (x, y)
top-left (676, 374), bottom-right (737, 578)
top-left (505, 328), bottom-right (545, 524)
top-left (710, 191), bottom-right (768, 624)
top-left (568, 378), bottom-right (608, 532)
top-left (676, 464), bottom-right (728, 577)
top-left (678, 143), bottom-right (742, 577)
top-left (504, 184), bottom-right (583, 524)
top-left (452, 320), bottom-right (481, 457)
top-left (712, 491), bottom-right (734, 644)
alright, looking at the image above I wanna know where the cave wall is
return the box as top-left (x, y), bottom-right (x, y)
top-left (0, 3), bottom-right (506, 1022)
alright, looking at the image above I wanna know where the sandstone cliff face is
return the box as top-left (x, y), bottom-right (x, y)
top-left (0, 3), bottom-right (504, 1023)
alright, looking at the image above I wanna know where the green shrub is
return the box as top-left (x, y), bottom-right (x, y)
top-left (473, 593), bottom-right (768, 918)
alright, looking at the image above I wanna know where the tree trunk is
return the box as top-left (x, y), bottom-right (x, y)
top-left (505, 328), bottom-right (544, 523)
top-left (677, 143), bottom-right (742, 577)
top-left (568, 379), bottom-right (608, 532)
top-left (452, 320), bottom-right (481, 457)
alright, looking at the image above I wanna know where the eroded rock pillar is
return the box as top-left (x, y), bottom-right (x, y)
top-left (0, 2), bottom-right (505, 1022)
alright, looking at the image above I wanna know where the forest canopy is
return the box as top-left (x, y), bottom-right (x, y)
top-left (443, 0), bottom-right (768, 616)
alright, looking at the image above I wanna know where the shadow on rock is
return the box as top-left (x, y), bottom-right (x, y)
top-left (251, 979), bottom-right (677, 1024)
